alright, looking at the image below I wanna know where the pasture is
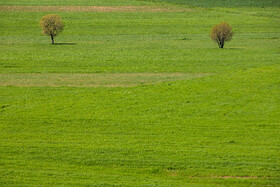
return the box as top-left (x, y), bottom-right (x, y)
top-left (0, 0), bottom-right (279, 186)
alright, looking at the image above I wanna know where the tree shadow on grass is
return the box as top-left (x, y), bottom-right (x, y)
top-left (224, 47), bottom-right (244, 50)
top-left (53, 43), bottom-right (77, 45)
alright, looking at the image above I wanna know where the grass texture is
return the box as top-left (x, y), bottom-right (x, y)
top-left (0, 0), bottom-right (279, 186)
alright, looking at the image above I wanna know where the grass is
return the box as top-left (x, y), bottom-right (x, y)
top-left (0, 6), bottom-right (187, 13)
top-left (0, 0), bottom-right (280, 186)
top-left (1, 10), bottom-right (279, 73)
top-left (143, 0), bottom-right (280, 8)
top-left (0, 73), bottom-right (210, 87)
top-left (0, 0), bottom-right (154, 6)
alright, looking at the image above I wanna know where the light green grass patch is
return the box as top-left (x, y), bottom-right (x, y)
top-left (0, 73), bottom-right (210, 87)
top-left (0, 5), bottom-right (191, 13)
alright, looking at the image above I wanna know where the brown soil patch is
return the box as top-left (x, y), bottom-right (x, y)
top-left (0, 6), bottom-right (191, 12)
top-left (0, 73), bottom-right (209, 87)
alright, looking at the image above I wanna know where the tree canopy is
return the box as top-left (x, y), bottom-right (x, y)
top-left (40, 14), bottom-right (64, 44)
top-left (210, 22), bottom-right (233, 48)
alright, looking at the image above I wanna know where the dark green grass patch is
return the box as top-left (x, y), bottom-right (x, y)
top-left (144, 0), bottom-right (280, 8)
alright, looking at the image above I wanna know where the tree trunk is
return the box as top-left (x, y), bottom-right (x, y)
top-left (51, 35), bottom-right (54, 44)
top-left (218, 41), bottom-right (224, 48)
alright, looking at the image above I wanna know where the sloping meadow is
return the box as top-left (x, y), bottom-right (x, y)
top-left (0, 0), bottom-right (279, 186)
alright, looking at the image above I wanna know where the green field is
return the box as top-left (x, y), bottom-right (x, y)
top-left (0, 0), bottom-right (279, 186)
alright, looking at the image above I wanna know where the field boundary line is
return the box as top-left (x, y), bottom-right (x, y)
top-left (0, 5), bottom-right (192, 12)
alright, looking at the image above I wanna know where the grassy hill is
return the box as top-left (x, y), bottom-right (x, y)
top-left (0, 0), bottom-right (279, 186)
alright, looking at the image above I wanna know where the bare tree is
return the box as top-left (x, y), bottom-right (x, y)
top-left (210, 22), bottom-right (233, 48)
top-left (40, 14), bottom-right (64, 44)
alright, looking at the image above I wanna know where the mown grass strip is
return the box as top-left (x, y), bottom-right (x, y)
top-left (0, 73), bottom-right (210, 87)
top-left (0, 5), bottom-right (191, 12)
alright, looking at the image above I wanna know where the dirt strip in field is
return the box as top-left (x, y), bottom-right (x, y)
top-left (0, 5), bottom-right (191, 12)
top-left (0, 73), bottom-right (210, 87)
